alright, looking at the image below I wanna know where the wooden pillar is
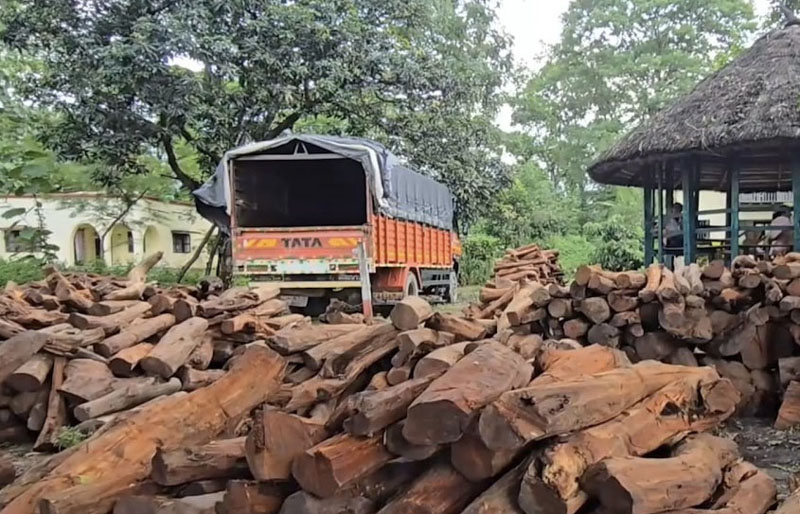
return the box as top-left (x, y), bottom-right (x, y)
top-left (656, 165), bottom-right (664, 264)
top-left (682, 160), bottom-right (696, 263)
top-left (730, 163), bottom-right (740, 259)
top-left (793, 153), bottom-right (800, 252)
top-left (644, 180), bottom-right (654, 266)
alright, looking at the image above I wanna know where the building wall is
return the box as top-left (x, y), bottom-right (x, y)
top-left (674, 191), bottom-right (785, 241)
top-left (0, 193), bottom-right (213, 269)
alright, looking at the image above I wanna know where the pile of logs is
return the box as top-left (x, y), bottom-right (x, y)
top-left (0, 249), bottom-right (797, 514)
top-left (484, 243), bottom-right (563, 290)
top-left (470, 253), bottom-right (800, 430)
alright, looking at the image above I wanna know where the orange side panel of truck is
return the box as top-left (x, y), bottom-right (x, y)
top-left (373, 215), bottom-right (457, 268)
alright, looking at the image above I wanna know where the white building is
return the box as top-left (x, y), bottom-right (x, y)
top-left (0, 193), bottom-right (213, 268)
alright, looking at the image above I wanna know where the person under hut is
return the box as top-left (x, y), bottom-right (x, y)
top-left (767, 209), bottom-right (794, 257)
top-left (663, 203), bottom-right (684, 250)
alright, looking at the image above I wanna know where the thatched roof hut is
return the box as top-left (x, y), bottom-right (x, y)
top-left (589, 21), bottom-right (800, 191)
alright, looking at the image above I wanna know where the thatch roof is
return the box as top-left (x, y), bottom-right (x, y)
top-left (589, 22), bottom-right (800, 192)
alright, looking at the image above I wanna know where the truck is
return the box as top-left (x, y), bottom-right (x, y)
top-left (193, 135), bottom-right (461, 311)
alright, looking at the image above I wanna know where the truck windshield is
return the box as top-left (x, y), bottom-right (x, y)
top-left (233, 157), bottom-right (368, 228)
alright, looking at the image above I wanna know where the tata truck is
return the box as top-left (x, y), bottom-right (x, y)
top-left (193, 135), bottom-right (461, 310)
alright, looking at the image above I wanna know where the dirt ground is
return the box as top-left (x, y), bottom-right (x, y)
top-left (719, 417), bottom-right (800, 501)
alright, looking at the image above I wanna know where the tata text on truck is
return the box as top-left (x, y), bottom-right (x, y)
top-left (193, 135), bottom-right (461, 310)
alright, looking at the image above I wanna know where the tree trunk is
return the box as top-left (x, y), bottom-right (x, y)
top-left (412, 341), bottom-right (471, 380)
top-left (3, 345), bottom-right (284, 514)
top-left (374, 458), bottom-right (486, 514)
top-left (404, 342), bottom-right (531, 446)
top-left (244, 407), bottom-right (327, 482)
top-left (390, 296), bottom-right (433, 330)
top-left (151, 437), bottom-right (248, 486)
top-left (427, 313), bottom-right (488, 341)
top-left (268, 324), bottom-right (363, 355)
top-left (581, 434), bottom-right (740, 514)
top-left (95, 314), bottom-right (176, 357)
top-left (533, 344), bottom-right (630, 386)
top-left (302, 323), bottom-right (395, 371)
top-left (108, 343), bottom-right (154, 377)
top-left (292, 433), bottom-right (393, 498)
top-left (73, 378), bottom-right (182, 422)
top-left (140, 317), bottom-right (209, 378)
top-left (520, 369), bottom-right (739, 514)
top-left (104, 252), bottom-right (164, 301)
top-left (479, 362), bottom-right (709, 451)
top-left (6, 354), bottom-right (53, 393)
top-left (344, 378), bottom-right (431, 436)
top-left (177, 226), bottom-right (215, 284)
top-left (32, 357), bottom-right (67, 452)
top-left (0, 332), bottom-right (49, 385)
top-left (58, 359), bottom-right (116, 403)
top-left (69, 302), bottom-right (152, 334)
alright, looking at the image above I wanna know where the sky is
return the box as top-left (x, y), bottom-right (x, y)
top-left (493, 0), bottom-right (775, 129)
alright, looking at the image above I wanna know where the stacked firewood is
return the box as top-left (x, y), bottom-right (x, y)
top-left (2, 278), bottom-right (793, 514)
top-left (487, 243), bottom-right (563, 288)
top-left (471, 253), bottom-right (800, 429)
top-left (0, 252), bottom-right (307, 460)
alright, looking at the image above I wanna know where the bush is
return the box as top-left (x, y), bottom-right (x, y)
top-left (544, 233), bottom-right (594, 280)
top-left (0, 257), bottom-right (45, 287)
top-left (584, 215), bottom-right (643, 271)
top-left (460, 233), bottom-right (504, 286)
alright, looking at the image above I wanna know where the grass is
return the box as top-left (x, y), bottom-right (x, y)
top-left (435, 285), bottom-right (480, 314)
top-left (55, 426), bottom-right (88, 450)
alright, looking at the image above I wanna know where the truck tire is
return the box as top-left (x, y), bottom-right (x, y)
top-left (404, 272), bottom-right (420, 297)
top-left (444, 270), bottom-right (458, 303)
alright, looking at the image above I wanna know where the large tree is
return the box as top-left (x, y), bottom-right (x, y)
top-left (1, 0), bottom-right (513, 225)
top-left (513, 0), bottom-right (756, 198)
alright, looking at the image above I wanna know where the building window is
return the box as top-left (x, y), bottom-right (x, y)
top-left (127, 231), bottom-right (134, 253)
top-left (172, 232), bottom-right (191, 254)
top-left (5, 228), bottom-right (38, 253)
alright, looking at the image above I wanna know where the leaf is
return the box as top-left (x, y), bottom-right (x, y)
top-left (2, 207), bottom-right (26, 219)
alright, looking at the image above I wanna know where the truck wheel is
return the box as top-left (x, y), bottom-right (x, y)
top-left (404, 272), bottom-right (420, 297)
top-left (444, 270), bottom-right (458, 303)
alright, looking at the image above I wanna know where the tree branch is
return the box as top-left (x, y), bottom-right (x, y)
top-left (266, 111), bottom-right (303, 139)
top-left (160, 134), bottom-right (201, 191)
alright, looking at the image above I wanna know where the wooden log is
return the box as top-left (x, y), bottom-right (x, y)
top-left (390, 296), bottom-right (433, 330)
top-left (776, 486), bottom-right (800, 514)
top-left (575, 265), bottom-right (601, 286)
top-left (9, 390), bottom-right (39, 418)
top-left (344, 378), bottom-right (431, 436)
top-left (268, 324), bottom-right (363, 355)
top-left (383, 420), bottom-right (442, 461)
top-left (634, 331), bottom-right (682, 361)
top-left (569, 282), bottom-right (586, 301)
top-left (187, 336), bottom-right (213, 370)
top-left (637, 264), bottom-right (662, 302)
top-left (146, 294), bottom-right (177, 316)
top-left (173, 296), bottom-right (199, 322)
top-left (587, 323), bottom-right (620, 348)
top-left (614, 271), bottom-right (646, 290)
top-left (140, 317), bottom-right (209, 378)
top-left (779, 357), bottom-right (800, 387)
top-left (776, 380), bottom-right (800, 430)
top-left (774, 262), bottom-right (800, 280)
top-left (533, 345), bottom-right (631, 386)
top-left (278, 491), bottom-right (374, 514)
top-left (460, 458), bottom-right (527, 514)
top-left (703, 259), bottom-right (725, 279)
top-left (578, 298), bottom-right (611, 324)
top-left (108, 343), bottom-right (154, 377)
top-left (175, 480), bottom-right (228, 497)
top-left (219, 300), bottom-right (287, 335)
top-left (404, 342), bottom-right (532, 445)
top-left (450, 429), bottom-right (517, 482)
top-left (547, 298), bottom-right (573, 319)
top-left (4, 345), bottom-right (284, 514)
top-left (216, 480), bottom-right (289, 514)
top-left (581, 434), bottom-right (740, 514)
top-left (610, 311), bottom-right (640, 328)
top-left (374, 458), bottom-right (486, 514)
top-left (113, 492), bottom-right (223, 514)
top-left (478, 286), bottom-right (517, 319)
top-left (74, 377), bottom-right (182, 422)
top-left (655, 267), bottom-right (680, 303)
top-left (245, 407), bottom-right (327, 481)
top-left (0, 450), bottom-right (15, 488)
top-left (58, 358), bottom-right (116, 403)
top-left (607, 290), bottom-right (638, 313)
top-left (0, 332), bottom-right (49, 386)
top-left (396, 328), bottom-right (453, 359)
top-left (102, 252), bottom-right (163, 301)
top-left (366, 371), bottom-right (389, 391)
top-left (303, 322), bottom-right (395, 371)
top-left (292, 433), bottom-right (393, 498)
top-left (428, 313), bottom-right (488, 341)
top-left (562, 318), bottom-right (590, 340)
top-left (520, 369), bottom-right (739, 514)
top-left (95, 314), bottom-right (176, 357)
top-left (588, 273), bottom-right (617, 295)
top-left (285, 331), bottom-right (398, 412)
top-left (178, 367), bottom-right (225, 392)
top-left (26, 388), bottom-right (49, 432)
top-left (6, 353), bottom-right (53, 393)
top-left (479, 361), bottom-right (708, 451)
top-left (504, 282), bottom-right (551, 326)
top-left (413, 341), bottom-right (471, 380)
top-left (548, 283), bottom-right (570, 298)
top-left (32, 356), bottom-right (67, 452)
top-left (667, 346), bottom-right (698, 367)
top-left (69, 301), bottom-right (152, 335)
top-left (151, 437), bottom-right (248, 486)
top-left (87, 300), bottom-right (142, 317)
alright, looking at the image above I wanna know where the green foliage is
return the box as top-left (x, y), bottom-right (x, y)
top-left (1, 0), bottom-right (514, 225)
top-left (0, 257), bottom-right (45, 286)
top-left (55, 426), bottom-right (88, 450)
top-left (459, 233), bottom-right (503, 285)
top-left (512, 0), bottom-right (756, 199)
top-left (584, 215), bottom-right (644, 271)
top-left (543, 233), bottom-right (594, 279)
top-left (67, 260), bottom-right (204, 286)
